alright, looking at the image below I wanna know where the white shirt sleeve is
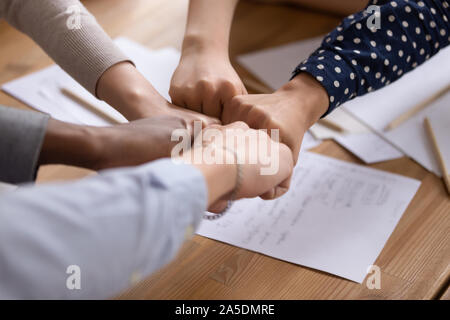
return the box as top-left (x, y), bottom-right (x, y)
top-left (0, 159), bottom-right (207, 299)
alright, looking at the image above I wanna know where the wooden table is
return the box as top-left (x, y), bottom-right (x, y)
top-left (0, 0), bottom-right (448, 300)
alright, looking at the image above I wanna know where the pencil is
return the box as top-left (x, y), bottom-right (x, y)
top-left (317, 118), bottom-right (346, 133)
top-left (60, 87), bottom-right (122, 125)
top-left (424, 117), bottom-right (450, 195)
top-left (385, 85), bottom-right (450, 131)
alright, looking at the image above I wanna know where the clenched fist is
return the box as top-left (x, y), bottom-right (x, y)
top-left (222, 73), bottom-right (329, 163)
top-left (170, 50), bottom-right (247, 119)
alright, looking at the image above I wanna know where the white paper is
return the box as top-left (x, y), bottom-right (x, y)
top-left (301, 131), bottom-right (322, 151)
top-left (2, 38), bottom-right (181, 127)
top-left (237, 37), bottom-right (403, 164)
top-left (238, 36), bottom-right (323, 90)
top-left (198, 152), bottom-right (421, 283)
top-left (343, 47), bottom-right (450, 175)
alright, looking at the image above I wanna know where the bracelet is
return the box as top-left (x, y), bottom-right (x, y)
top-left (203, 147), bottom-right (243, 221)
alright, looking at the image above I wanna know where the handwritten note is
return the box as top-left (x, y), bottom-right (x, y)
top-left (197, 152), bottom-right (421, 283)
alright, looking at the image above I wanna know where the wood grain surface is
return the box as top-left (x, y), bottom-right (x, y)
top-left (0, 0), bottom-right (448, 300)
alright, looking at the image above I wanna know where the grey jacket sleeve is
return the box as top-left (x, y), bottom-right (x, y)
top-left (0, 159), bottom-right (208, 299)
top-left (0, 105), bottom-right (49, 184)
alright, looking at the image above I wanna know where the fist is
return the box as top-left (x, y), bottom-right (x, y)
top-left (169, 52), bottom-right (247, 118)
top-left (222, 92), bottom-right (308, 164)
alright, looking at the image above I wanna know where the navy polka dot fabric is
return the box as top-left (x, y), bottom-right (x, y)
top-left (292, 0), bottom-right (450, 116)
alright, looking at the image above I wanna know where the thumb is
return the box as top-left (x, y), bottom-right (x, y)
top-left (208, 200), bottom-right (229, 213)
top-left (259, 175), bottom-right (292, 200)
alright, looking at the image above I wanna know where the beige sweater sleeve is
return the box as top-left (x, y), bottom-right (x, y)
top-left (0, 0), bottom-right (131, 96)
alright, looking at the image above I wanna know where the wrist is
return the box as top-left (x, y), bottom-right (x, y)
top-left (181, 34), bottom-right (229, 58)
top-left (277, 73), bottom-right (330, 128)
top-left (39, 119), bottom-right (103, 170)
top-left (97, 62), bottom-right (168, 120)
top-left (180, 146), bottom-right (237, 206)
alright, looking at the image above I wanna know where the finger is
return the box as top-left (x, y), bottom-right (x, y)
top-left (223, 100), bottom-right (252, 125)
top-left (260, 188), bottom-right (275, 200)
top-left (180, 86), bottom-right (203, 113)
top-left (241, 84), bottom-right (248, 95)
top-left (169, 92), bottom-right (186, 110)
top-left (259, 175), bottom-right (292, 200)
top-left (222, 120), bottom-right (249, 131)
top-left (196, 113), bottom-right (221, 127)
top-left (208, 200), bottom-right (229, 214)
top-left (203, 90), bottom-right (223, 119)
top-left (172, 104), bottom-right (221, 127)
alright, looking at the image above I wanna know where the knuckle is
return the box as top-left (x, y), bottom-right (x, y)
top-left (229, 95), bottom-right (244, 106)
top-left (234, 121), bottom-right (250, 129)
top-left (197, 79), bottom-right (214, 92)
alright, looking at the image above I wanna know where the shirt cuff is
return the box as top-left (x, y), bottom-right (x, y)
top-left (0, 106), bottom-right (50, 184)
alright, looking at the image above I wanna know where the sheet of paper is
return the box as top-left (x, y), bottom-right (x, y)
top-left (198, 152), bottom-right (421, 283)
top-left (334, 133), bottom-right (404, 164)
top-left (301, 131), bottom-right (322, 151)
top-left (311, 108), bottom-right (370, 139)
top-left (2, 38), bottom-right (181, 126)
top-left (427, 101), bottom-right (450, 176)
top-left (237, 37), bottom-right (403, 164)
top-left (310, 109), bottom-right (403, 164)
top-left (238, 37), bottom-right (323, 90)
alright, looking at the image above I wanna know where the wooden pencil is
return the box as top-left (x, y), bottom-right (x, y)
top-left (424, 117), bottom-right (450, 195)
top-left (385, 85), bottom-right (450, 131)
top-left (60, 87), bottom-right (121, 125)
top-left (242, 77), bottom-right (273, 94)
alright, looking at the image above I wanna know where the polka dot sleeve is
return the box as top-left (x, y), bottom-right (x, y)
top-left (292, 0), bottom-right (450, 116)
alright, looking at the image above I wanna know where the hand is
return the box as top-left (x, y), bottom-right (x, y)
top-left (93, 115), bottom-right (199, 170)
top-left (181, 122), bottom-right (294, 212)
top-left (39, 116), bottom-right (201, 171)
top-left (222, 73), bottom-right (329, 163)
top-left (169, 49), bottom-right (247, 119)
top-left (96, 61), bottom-right (219, 128)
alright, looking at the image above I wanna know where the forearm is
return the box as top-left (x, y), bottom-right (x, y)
top-left (277, 73), bottom-right (329, 127)
top-left (0, 0), bottom-right (129, 97)
top-left (182, 0), bottom-right (240, 55)
top-left (0, 0), bottom-right (165, 121)
top-left (0, 159), bottom-right (208, 299)
top-left (38, 118), bottom-right (101, 170)
top-left (96, 62), bottom-right (168, 120)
